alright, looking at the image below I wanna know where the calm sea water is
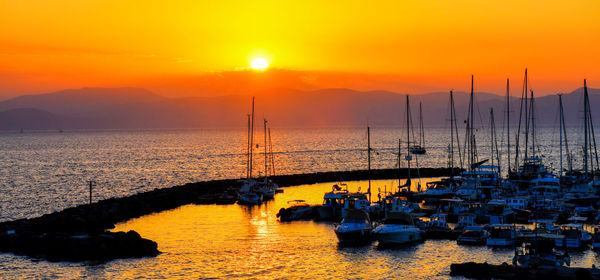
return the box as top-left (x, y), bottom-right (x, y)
top-left (0, 126), bottom-right (584, 221)
top-left (1, 180), bottom-right (597, 279)
top-left (0, 127), bottom-right (596, 278)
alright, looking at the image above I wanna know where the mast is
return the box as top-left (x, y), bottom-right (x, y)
top-left (246, 114), bottom-right (251, 179)
top-left (367, 125), bottom-right (372, 202)
top-left (419, 102), bottom-right (425, 147)
top-left (506, 79), bottom-right (511, 173)
top-left (490, 108), bottom-right (501, 175)
top-left (530, 90), bottom-right (536, 158)
top-left (584, 80), bottom-right (589, 174)
top-left (559, 94), bottom-right (565, 176)
top-left (469, 75), bottom-right (475, 171)
top-left (264, 118), bottom-right (268, 179)
top-left (249, 97), bottom-right (255, 178)
top-left (398, 138), bottom-right (401, 190)
top-left (450, 91), bottom-right (455, 176)
top-left (406, 95), bottom-right (412, 191)
top-left (524, 69), bottom-right (529, 160)
top-left (559, 94), bottom-right (572, 173)
top-left (268, 126), bottom-right (276, 176)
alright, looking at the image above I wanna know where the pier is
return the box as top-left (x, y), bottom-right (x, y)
top-left (0, 167), bottom-right (455, 262)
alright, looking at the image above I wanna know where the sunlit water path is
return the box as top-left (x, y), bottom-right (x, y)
top-left (1, 180), bottom-right (597, 279)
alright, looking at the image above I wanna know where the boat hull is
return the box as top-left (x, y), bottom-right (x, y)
top-left (335, 229), bottom-right (372, 244)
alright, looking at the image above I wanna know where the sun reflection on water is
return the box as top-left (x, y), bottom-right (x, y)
top-left (109, 179), bottom-right (600, 279)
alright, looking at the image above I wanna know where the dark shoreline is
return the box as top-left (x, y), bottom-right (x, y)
top-left (0, 167), bottom-right (456, 262)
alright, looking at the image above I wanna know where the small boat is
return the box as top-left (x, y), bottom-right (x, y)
top-left (373, 212), bottom-right (424, 245)
top-left (318, 184), bottom-right (349, 221)
top-left (341, 192), bottom-right (371, 218)
top-left (555, 224), bottom-right (592, 249)
top-left (277, 200), bottom-right (315, 222)
top-left (457, 226), bottom-right (489, 245)
top-left (425, 213), bottom-right (455, 239)
top-left (334, 209), bottom-right (373, 245)
top-left (513, 238), bottom-right (570, 268)
top-left (486, 224), bottom-right (516, 246)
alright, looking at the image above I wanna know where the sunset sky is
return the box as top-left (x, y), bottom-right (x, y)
top-left (1, 0), bottom-right (599, 98)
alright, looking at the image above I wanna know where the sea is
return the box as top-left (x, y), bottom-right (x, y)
top-left (0, 126), bottom-right (598, 279)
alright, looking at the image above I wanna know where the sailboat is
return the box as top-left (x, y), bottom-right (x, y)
top-left (237, 97), bottom-right (263, 205)
top-left (256, 118), bottom-right (279, 200)
top-left (508, 69), bottom-right (552, 195)
top-left (564, 79), bottom-right (600, 203)
top-left (409, 102), bottom-right (426, 154)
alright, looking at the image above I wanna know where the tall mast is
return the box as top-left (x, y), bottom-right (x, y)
top-left (406, 95), bottom-right (412, 191)
top-left (246, 114), bottom-right (251, 179)
top-left (524, 69), bottom-right (529, 160)
top-left (469, 75), bottom-right (475, 171)
top-left (559, 94), bottom-right (572, 173)
top-left (530, 90), bottom-right (536, 158)
top-left (559, 94), bottom-right (564, 177)
top-left (490, 108), bottom-right (500, 175)
top-left (249, 97), bottom-right (255, 178)
top-left (268, 126), bottom-right (276, 176)
top-left (506, 79), bottom-right (511, 173)
top-left (367, 125), bottom-right (371, 202)
top-left (450, 90), bottom-right (455, 176)
top-left (264, 118), bottom-right (268, 179)
top-left (398, 138), bottom-right (401, 190)
top-left (584, 79), bottom-right (589, 174)
top-left (419, 102), bottom-right (425, 147)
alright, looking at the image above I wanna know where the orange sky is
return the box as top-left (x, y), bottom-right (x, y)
top-left (1, 0), bottom-right (599, 98)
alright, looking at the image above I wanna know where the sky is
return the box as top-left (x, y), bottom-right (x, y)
top-left (1, 0), bottom-right (599, 98)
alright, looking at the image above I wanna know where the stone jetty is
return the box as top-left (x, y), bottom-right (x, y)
top-left (0, 167), bottom-right (455, 262)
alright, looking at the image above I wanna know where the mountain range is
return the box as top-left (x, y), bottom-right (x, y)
top-left (0, 86), bottom-right (598, 130)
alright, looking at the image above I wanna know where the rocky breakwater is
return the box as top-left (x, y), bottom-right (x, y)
top-left (0, 168), bottom-right (456, 262)
top-left (0, 178), bottom-right (239, 262)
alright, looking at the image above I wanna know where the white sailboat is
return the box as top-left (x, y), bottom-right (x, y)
top-left (237, 97), bottom-right (263, 205)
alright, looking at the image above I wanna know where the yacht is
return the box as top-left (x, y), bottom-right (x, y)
top-left (318, 184), bottom-right (349, 221)
top-left (334, 209), bottom-right (373, 244)
top-left (373, 212), bottom-right (424, 245)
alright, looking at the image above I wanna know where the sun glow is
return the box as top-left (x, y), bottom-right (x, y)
top-left (250, 58), bottom-right (269, 70)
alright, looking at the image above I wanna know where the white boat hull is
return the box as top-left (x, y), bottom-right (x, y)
top-left (373, 225), bottom-right (423, 245)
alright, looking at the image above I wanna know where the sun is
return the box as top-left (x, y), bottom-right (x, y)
top-left (250, 57), bottom-right (269, 70)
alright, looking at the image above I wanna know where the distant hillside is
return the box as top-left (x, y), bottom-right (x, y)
top-left (0, 86), bottom-right (598, 130)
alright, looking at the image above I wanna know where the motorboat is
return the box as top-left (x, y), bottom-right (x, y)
top-left (373, 212), bottom-right (424, 245)
top-left (425, 213), bottom-right (455, 239)
top-left (334, 209), bottom-right (373, 244)
top-left (555, 224), bottom-right (592, 249)
top-left (457, 226), bottom-right (489, 245)
top-left (277, 200), bottom-right (315, 222)
top-left (513, 238), bottom-right (570, 268)
top-left (318, 184), bottom-right (349, 221)
top-left (486, 224), bottom-right (516, 246)
top-left (341, 192), bottom-right (371, 218)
